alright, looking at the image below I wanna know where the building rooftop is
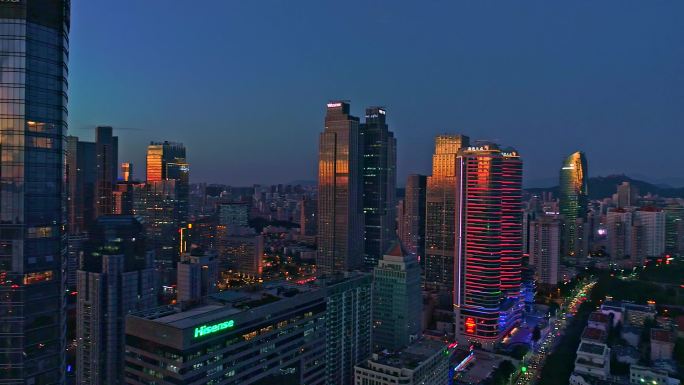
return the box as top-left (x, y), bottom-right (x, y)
top-left (651, 329), bottom-right (675, 344)
top-left (578, 342), bottom-right (607, 356)
top-left (589, 311), bottom-right (611, 324)
top-left (582, 327), bottom-right (607, 343)
top-left (363, 339), bottom-right (447, 371)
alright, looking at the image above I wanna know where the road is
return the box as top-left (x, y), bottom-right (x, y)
top-left (514, 278), bottom-right (597, 385)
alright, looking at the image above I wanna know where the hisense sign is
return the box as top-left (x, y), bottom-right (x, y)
top-left (193, 319), bottom-right (235, 338)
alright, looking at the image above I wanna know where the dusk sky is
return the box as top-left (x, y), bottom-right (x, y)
top-left (69, 1), bottom-right (684, 187)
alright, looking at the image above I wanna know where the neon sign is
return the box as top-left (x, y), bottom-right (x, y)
top-left (326, 102), bottom-right (342, 108)
top-left (465, 317), bottom-right (476, 334)
top-left (193, 319), bottom-right (235, 338)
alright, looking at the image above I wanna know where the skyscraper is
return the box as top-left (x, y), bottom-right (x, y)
top-left (360, 107), bottom-right (397, 268)
top-left (95, 126), bottom-right (118, 218)
top-left (559, 151), bottom-right (589, 264)
top-left (616, 181), bottom-right (639, 208)
top-left (529, 215), bottom-right (561, 287)
top-left (424, 134), bottom-right (470, 291)
top-left (146, 141), bottom-right (189, 222)
top-left (399, 174), bottom-right (427, 262)
top-left (372, 243), bottom-right (422, 352)
top-left (76, 216), bottom-right (156, 385)
top-left (501, 150), bottom-right (523, 299)
top-left (317, 101), bottom-right (364, 275)
top-left (67, 135), bottom-right (97, 234)
top-left (299, 196), bottom-right (317, 237)
top-left (324, 273), bottom-right (372, 385)
top-left (453, 144), bottom-right (523, 347)
top-left (0, 2), bottom-right (70, 383)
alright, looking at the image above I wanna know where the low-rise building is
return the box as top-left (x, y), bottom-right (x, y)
top-left (630, 365), bottom-right (680, 385)
top-left (573, 341), bottom-right (611, 380)
top-left (353, 339), bottom-right (453, 385)
top-left (621, 326), bottom-right (642, 348)
top-left (588, 312), bottom-right (611, 332)
top-left (624, 303), bottom-right (656, 326)
top-left (651, 329), bottom-right (675, 361)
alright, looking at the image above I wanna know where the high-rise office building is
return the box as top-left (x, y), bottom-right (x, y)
top-left (76, 216), bottom-right (156, 385)
top-left (146, 141), bottom-right (189, 221)
top-left (360, 107), bottom-right (397, 268)
top-left (453, 144), bottom-right (523, 347)
top-left (67, 135), bottom-right (97, 234)
top-left (399, 174), bottom-right (427, 262)
top-left (529, 215), bottom-right (561, 287)
top-left (124, 274), bottom-right (370, 385)
top-left (95, 126), bottom-right (118, 217)
top-left (0, 2), bottom-right (70, 383)
top-left (372, 243), bottom-right (422, 352)
top-left (121, 162), bottom-right (132, 182)
top-left (616, 182), bottom-right (639, 208)
top-left (177, 249), bottom-right (218, 305)
top-left (324, 273), bottom-right (372, 385)
top-left (133, 180), bottom-right (181, 284)
top-left (317, 101), bottom-right (364, 275)
top-left (559, 151), bottom-right (589, 264)
top-left (299, 196), bottom-right (317, 237)
top-left (146, 141), bottom-right (186, 182)
top-left (425, 134), bottom-right (470, 291)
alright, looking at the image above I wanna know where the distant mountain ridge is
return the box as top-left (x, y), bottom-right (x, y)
top-left (525, 174), bottom-right (684, 200)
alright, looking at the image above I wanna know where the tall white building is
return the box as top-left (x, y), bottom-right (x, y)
top-left (634, 208), bottom-right (666, 258)
top-left (529, 215), bottom-right (561, 287)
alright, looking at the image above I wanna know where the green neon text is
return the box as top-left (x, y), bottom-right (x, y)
top-left (193, 320), bottom-right (235, 338)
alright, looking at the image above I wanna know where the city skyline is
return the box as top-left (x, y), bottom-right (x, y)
top-left (68, 1), bottom-right (684, 186)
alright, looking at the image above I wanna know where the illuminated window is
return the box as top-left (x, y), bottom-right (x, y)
top-left (23, 270), bottom-right (53, 285)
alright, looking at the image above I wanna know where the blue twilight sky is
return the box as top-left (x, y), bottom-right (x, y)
top-left (68, 0), bottom-right (684, 187)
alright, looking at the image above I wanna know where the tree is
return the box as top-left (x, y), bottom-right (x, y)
top-left (533, 325), bottom-right (542, 342)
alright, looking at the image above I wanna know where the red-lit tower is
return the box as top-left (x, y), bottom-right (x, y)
top-left (501, 149), bottom-right (523, 299)
top-left (454, 144), bottom-right (523, 348)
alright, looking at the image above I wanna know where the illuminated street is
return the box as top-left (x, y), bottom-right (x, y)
top-left (515, 279), bottom-right (597, 385)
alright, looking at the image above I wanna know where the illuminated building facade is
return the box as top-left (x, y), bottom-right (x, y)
top-left (360, 106), bottom-right (397, 269)
top-left (0, 1), bottom-right (70, 382)
top-left (317, 101), bottom-right (364, 275)
top-left (124, 274), bottom-right (370, 385)
top-left (454, 144), bottom-right (523, 347)
top-left (559, 151), bottom-right (588, 264)
top-left (77, 216), bottom-right (156, 385)
top-left (425, 134), bottom-right (470, 291)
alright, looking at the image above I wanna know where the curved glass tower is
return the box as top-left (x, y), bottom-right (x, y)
top-left (559, 151), bottom-right (588, 264)
top-left (0, 1), bottom-right (70, 383)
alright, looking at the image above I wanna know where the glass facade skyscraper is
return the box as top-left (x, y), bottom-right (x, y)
top-left (424, 134), bottom-right (469, 292)
top-left (0, 1), bottom-right (70, 383)
top-left (559, 151), bottom-right (588, 264)
top-left (317, 101), bottom-right (364, 275)
top-left (360, 107), bottom-right (396, 269)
